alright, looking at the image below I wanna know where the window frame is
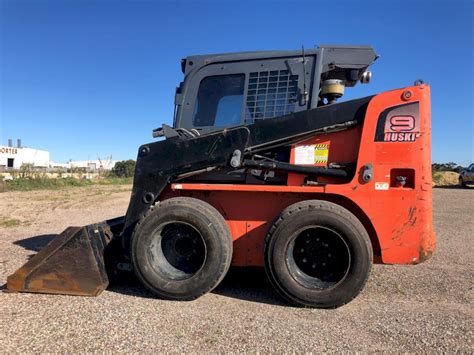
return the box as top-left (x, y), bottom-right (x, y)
top-left (192, 73), bottom-right (246, 128)
top-left (176, 57), bottom-right (313, 133)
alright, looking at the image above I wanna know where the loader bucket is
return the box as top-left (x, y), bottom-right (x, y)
top-left (7, 219), bottom-right (122, 296)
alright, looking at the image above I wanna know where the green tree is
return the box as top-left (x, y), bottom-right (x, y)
top-left (111, 160), bottom-right (136, 178)
top-left (432, 162), bottom-right (465, 173)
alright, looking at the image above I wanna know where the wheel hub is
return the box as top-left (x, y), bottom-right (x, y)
top-left (159, 222), bottom-right (206, 276)
top-left (288, 226), bottom-right (351, 289)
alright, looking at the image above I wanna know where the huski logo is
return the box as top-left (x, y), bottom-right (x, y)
top-left (384, 115), bottom-right (420, 142)
top-left (375, 102), bottom-right (420, 142)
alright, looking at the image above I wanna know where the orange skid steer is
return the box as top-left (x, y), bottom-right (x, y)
top-left (7, 45), bottom-right (435, 308)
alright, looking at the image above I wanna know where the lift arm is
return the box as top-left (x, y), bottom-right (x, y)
top-left (121, 95), bottom-right (373, 252)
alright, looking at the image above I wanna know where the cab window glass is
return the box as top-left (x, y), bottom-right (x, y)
top-left (192, 74), bottom-right (245, 127)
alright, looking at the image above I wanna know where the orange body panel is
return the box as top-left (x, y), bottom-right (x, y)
top-left (163, 85), bottom-right (435, 267)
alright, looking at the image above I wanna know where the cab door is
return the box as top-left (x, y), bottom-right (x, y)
top-left (176, 56), bottom-right (314, 133)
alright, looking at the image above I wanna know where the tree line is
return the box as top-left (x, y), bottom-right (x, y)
top-left (431, 162), bottom-right (465, 173)
top-left (110, 160), bottom-right (136, 178)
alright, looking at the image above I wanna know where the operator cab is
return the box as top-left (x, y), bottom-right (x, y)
top-left (153, 45), bottom-right (377, 138)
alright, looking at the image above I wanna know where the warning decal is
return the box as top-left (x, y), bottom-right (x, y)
top-left (295, 145), bottom-right (316, 165)
top-left (314, 143), bottom-right (329, 166)
top-left (294, 143), bottom-right (330, 166)
top-left (375, 182), bottom-right (389, 190)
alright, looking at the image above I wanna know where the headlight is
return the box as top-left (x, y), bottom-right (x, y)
top-left (360, 71), bottom-right (372, 84)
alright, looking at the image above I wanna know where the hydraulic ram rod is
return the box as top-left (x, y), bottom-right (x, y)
top-left (243, 159), bottom-right (348, 178)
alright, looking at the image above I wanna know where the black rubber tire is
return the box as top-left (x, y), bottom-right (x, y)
top-left (264, 200), bottom-right (372, 308)
top-left (459, 177), bottom-right (466, 188)
top-left (131, 197), bottom-right (232, 300)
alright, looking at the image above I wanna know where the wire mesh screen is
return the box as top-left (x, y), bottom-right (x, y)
top-left (245, 70), bottom-right (299, 122)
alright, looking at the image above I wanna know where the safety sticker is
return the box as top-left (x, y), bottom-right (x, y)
top-left (375, 182), bottom-right (389, 190)
top-left (294, 143), bottom-right (330, 166)
top-left (295, 145), bottom-right (316, 165)
top-left (314, 143), bottom-right (329, 166)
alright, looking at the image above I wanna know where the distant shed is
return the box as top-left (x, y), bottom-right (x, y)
top-left (0, 145), bottom-right (50, 169)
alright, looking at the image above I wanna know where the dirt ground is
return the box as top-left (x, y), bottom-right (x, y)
top-left (0, 185), bottom-right (472, 352)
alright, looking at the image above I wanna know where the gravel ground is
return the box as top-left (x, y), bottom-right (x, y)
top-left (0, 186), bottom-right (472, 352)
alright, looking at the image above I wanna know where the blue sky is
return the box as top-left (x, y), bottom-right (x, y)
top-left (0, 0), bottom-right (473, 165)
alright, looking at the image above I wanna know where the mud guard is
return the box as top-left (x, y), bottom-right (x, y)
top-left (7, 217), bottom-right (124, 296)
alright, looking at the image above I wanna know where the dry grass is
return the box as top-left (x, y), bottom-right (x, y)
top-left (432, 171), bottom-right (460, 186)
top-left (0, 218), bottom-right (21, 228)
top-left (3, 177), bottom-right (133, 192)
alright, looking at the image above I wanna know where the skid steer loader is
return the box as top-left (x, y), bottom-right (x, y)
top-left (7, 45), bottom-right (435, 308)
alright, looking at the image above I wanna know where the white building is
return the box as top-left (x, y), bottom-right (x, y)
top-left (0, 145), bottom-right (50, 169)
top-left (1, 141), bottom-right (117, 171)
top-left (67, 159), bottom-right (117, 171)
top-left (49, 162), bottom-right (69, 169)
